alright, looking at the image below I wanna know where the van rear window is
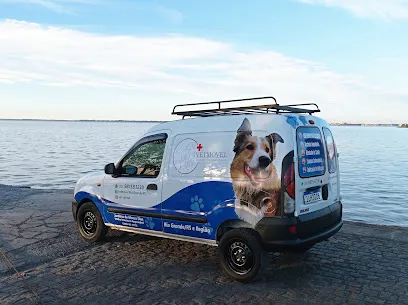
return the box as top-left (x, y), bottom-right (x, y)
top-left (323, 127), bottom-right (337, 173)
top-left (296, 126), bottom-right (326, 178)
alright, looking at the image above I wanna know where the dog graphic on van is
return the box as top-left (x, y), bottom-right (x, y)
top-left (230, 118), bottom-right (284, 225)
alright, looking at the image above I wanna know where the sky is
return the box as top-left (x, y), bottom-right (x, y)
top-left (0, 0), bottom-right (407, 123)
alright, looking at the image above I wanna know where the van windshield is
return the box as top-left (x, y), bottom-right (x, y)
top-left (296, 126), bottom-right (326, 178)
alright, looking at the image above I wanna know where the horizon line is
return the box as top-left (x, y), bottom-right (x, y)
top-left (0, 118), bottom-right (403, 126)
top-left (0, 118), bottom-right (167, 123)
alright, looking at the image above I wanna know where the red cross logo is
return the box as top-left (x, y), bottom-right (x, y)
top-left (197, 144), bottom-right (203, 151)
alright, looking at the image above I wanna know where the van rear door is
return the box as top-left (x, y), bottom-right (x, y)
top-left (295, 125), bottom-right (339, 216)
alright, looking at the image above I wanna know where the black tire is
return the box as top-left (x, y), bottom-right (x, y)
top-left (286, 243), bottom-right (315, 254)
top-left (77, 201), bottom-right (108, 242)
top-left (218, 229), bottom-right (267, 283)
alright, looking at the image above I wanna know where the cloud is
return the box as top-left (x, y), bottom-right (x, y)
top-left (0, 19), bottom-right (407, 123)
top-left (297, 0), bottom-right (408, 20)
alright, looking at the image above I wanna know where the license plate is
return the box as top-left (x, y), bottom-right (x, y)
top-left (304, 189), bottom-right (322, 204)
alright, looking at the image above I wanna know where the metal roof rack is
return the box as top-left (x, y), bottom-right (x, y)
top-left (171, 96), bottom-right (320, 119)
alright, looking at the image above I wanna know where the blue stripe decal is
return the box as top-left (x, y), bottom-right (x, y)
top-left (75, 181), bottom-right (239, 240)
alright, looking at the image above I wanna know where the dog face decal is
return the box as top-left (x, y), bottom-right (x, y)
top-left (230, 118), bottom-right (284, 226)
top-left (232, 118), bottom-right (283, 186)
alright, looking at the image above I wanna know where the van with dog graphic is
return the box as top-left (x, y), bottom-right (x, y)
top-left (72, 97), bottom-right (342, 282)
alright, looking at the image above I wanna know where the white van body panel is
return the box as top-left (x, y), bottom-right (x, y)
top-left (74, 172), bottom-right (104, 199)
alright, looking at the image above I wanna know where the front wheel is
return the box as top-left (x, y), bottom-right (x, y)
top-left (77, 201), bottom-right (108, 242)
top-left (218, 229), bottom-right (267, 283)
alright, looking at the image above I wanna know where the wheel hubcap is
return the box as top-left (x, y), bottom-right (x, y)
top-left (227, 241), bottom-right (254, 275)
top-left (82, 211), bottom-right (97, 235)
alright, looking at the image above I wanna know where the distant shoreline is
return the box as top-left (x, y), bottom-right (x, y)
top-left (0, 118), bottom-right (403, 126)
top-left (330, 123), bottom-right (400, 127)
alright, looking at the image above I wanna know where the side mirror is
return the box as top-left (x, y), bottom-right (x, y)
top-left (104, 163), bottom-right (116, 175)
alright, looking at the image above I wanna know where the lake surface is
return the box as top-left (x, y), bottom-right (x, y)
top-left (1, 120), bottom-right (407, 227)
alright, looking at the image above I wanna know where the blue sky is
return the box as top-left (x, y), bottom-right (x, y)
top-left (0, 0), bottom-right (408, 123)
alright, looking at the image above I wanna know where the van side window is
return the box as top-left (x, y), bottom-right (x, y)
top-left (120, 137), bottom-right (167, 178)
top-left (323, 128), bottom-right (337, 174)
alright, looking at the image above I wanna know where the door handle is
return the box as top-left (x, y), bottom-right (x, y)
top-left (147, 184), bottom-right (158, 191)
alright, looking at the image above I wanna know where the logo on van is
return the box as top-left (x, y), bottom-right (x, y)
top-left (173, 138), bottom-right (228, 174)
top-left (173, 138), bottom-right (199, 174)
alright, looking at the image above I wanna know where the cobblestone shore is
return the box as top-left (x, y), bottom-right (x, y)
top-left (1, 184), bottom-right (408, 305)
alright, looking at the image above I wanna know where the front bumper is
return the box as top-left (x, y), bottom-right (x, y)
top-left (72, 198), bottom-right (79, 221)
top-left (255, 201), bottom-right (343, 252)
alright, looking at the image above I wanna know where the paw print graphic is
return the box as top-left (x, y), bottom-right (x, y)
top-left (144, 217), bottom-right (155, 229)
top-left (190, 195), bottom-right (204, 212)
top-left (212, 200), bottom-right (223, 214)
top-left (286, 116), bottom-right (299, 129)
top-left (204, 222), bottom-right (213, 235)
top-left (299, 116), bottom-right (308, 125)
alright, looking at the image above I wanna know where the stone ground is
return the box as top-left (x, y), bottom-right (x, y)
top-left (1, 184), bottom-right (408, 305)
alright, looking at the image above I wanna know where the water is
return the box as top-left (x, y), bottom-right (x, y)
top-left (0, 120), bottom-right (155, 189)
top-left (331, 126), bottom-right (408, 227)
top-left (0, 120), bottom-right (407, 227)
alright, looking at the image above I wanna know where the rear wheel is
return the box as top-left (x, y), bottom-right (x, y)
top-left (77, 201), bottom-right (107, 242)
top-left (218, 229), bottom-right (267, 283)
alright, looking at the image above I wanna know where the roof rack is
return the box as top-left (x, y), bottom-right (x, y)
top-left (171, 96), bottom-right (320, 119)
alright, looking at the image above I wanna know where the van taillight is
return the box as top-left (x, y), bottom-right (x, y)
top-left (284, 162), bottom-right (295, 199)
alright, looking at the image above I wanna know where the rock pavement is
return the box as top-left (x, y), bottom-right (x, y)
top-left (1, 184), bottom-right (408, 305)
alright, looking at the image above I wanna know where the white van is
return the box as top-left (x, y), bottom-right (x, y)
top-left (72, 97), bottom-right (342, 282)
